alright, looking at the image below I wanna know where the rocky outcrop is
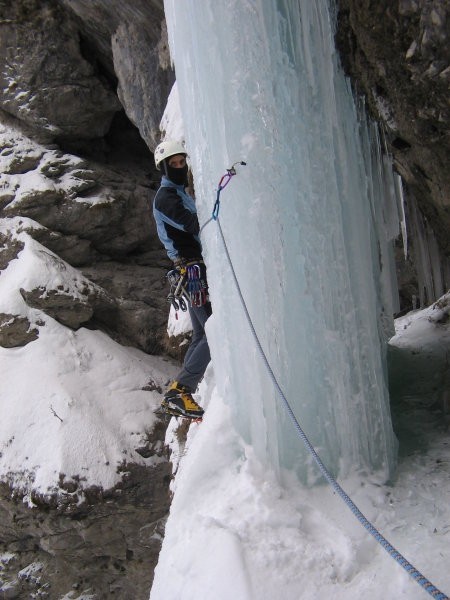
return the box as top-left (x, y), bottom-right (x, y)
top-left (0, 0), bottom-right (173, 149)
top-left (19, 285), bottom-right (103, 330)
top-left (0, 115), bottom-right (171, 352)
top-left (0, 0), bottom-right (121, 142)
top-left (336, 0), bottom-right (450, 308)
top-left (0, 122), bottom-right (156, 259)
top-left (0, 232), bottom-right (23, 270)
top-left (58, 0), bottom-right (174, 149)
top-left (0, 216), bottom-right (171, 351)
top-left (0, 421), bottom-right (172, 600)
top-left (112, 19), bottom-right (174, 151)
top-left (81, 261), bottom-right (170, 353)
top-left (0, 313), bottom-right (39, 347)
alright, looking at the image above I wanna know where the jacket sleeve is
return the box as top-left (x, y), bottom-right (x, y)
top-left (155, 188), bottom-right (200, 235)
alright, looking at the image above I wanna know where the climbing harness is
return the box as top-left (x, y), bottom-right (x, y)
top-left (166, 259), bottom-right (208, 313)
top-left (200, 162), bottom-right (449, 600)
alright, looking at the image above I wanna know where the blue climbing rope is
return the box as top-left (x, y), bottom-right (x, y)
top-left (200, 163), bottom-right (449, 600)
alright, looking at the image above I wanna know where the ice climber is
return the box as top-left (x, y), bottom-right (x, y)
top-left (152, 140), bottom-right (211, 419)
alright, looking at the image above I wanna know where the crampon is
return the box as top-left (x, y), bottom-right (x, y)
top-left (157, 399), bottom-right (203, 422)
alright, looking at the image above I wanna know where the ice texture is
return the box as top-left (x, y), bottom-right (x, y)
top-left (165, 0), bottom-right (401, 482)
top-left (407, 194), bottom-right (446, 307)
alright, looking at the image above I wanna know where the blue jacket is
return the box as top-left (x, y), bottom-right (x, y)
top-left (153, 176), bottom-right (202, 261)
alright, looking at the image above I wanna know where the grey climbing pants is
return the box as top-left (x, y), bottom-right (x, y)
top-left (176, 302), bottom-right (212, 392)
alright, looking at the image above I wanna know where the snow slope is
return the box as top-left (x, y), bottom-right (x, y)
top-left (0, 217), bottom-right (177, 501)
top-left (151, 304), bottom-right (450, 599)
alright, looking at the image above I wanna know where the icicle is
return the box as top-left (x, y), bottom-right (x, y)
top-left (407, 194), bottom-right (444, 306)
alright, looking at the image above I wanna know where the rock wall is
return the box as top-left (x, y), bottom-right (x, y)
top-left (0, 457), bottom-right (172, 598)
top-left (336, 0), bottom-right (450, 310)
top-left (0, 114), bottom-right (171, 354)
top-left (0, 0), bottom-right (120, 142)
top-left (0, 2), bottom-right (176, 598)
top-left (0, 0), bottom-right (175, 354)
top-left (59, 0), bottom-right (173, 150)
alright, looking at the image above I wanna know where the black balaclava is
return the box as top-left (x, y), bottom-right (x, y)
top-left (163, 158), bottom-right (188, 187)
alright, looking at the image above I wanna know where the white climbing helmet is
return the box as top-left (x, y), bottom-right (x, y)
top-left (154, 140), bottom-right (186, 170)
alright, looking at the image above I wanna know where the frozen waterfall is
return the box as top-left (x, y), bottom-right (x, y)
top-left (164, 0), bottom-right (402, 483)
